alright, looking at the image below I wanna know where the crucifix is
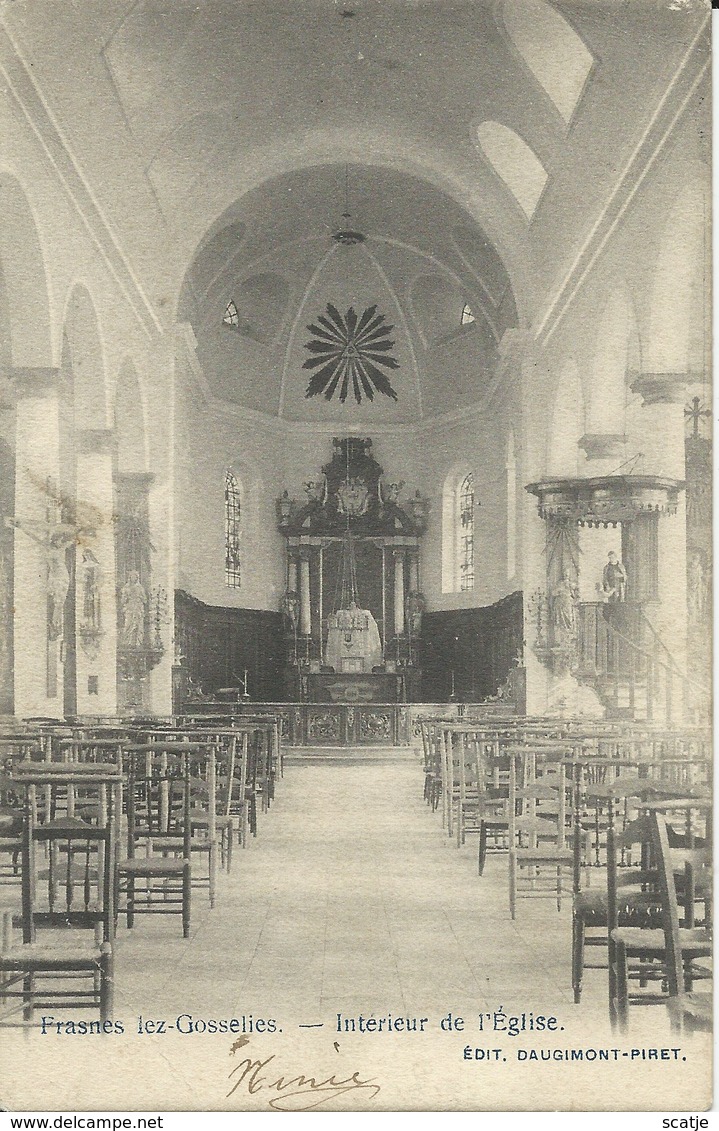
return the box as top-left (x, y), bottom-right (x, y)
top-left (684, 396), bottom-right (711, 439)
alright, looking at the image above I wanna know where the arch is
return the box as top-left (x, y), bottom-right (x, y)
top-left (442, 464), bottom-right (476, 594)
top-left (171, 137), bottom-right (533, 330)
top-left (0, 172), bottom-right (53, 368)
top-left (63, 283), bottom-right (108, 430)
top-left (547, 358), bottom-right (585, 477)
top-left (115, 357), bottom-right (148, 473)
top-left (502, 0), bottom-right (593, 125)
top-left (476, 123), bottom-right (548, 221)
top-left (588, 284), bottom-right (638, 433)
top-left (646, 167), bottom-right (710, 373)
top-left (410, 274), bottom-right (471, 348)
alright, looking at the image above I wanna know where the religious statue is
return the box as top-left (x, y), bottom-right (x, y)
top-left (551, 574), bottom-right (577, 637)
top-left (688, 550), bottom-right (708, 623)
top-left (80, 548), bottom-right (102, 631)
top-left (405, 590), bottom-right (426, 638)
top-left (281, 589), bottom-right (300, 631)
top-left (304, 480), bottom-right (325, 505)
top-left (602, 551), bottom-right (627, 602)
top-left (120, 569), bottom-right (147, 648)
top-left (381, 480), bottom-right (404, 505)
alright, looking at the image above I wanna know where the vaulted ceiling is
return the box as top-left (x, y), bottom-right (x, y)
top-left (0, 0), bottom-right (709, 420)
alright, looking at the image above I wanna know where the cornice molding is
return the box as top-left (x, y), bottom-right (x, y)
top-left (0, 26), bottom-right (163, 339)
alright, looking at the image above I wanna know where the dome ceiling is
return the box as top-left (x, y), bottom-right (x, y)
top-left (180, 163), bottom-right (514, 422)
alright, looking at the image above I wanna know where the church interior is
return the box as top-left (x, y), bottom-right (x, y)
top-left (0, 0), bottom-right (712, 1110)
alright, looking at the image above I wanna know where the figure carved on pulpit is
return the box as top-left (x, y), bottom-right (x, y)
top-left (405, 590), bottom-right (426, 638)
top-left (551, 574), bottom-right (577, 637)
top-left (601, 551), bottom-right (627, 603)
top-left (120, 569), bottom-right (147, 647)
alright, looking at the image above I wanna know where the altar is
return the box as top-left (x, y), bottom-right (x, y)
top-left (276, 437), bottom-right (428, 699)
top-left (307, 671), bottom-right (404, 703)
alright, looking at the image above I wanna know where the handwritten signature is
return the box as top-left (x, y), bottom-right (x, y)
top-left (227, 1038), bottom-right (381, 1111)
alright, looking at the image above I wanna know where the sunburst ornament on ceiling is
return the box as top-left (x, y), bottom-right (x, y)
top-left (303, 303), bottom-right (399, 404)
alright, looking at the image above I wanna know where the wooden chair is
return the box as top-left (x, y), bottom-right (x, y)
top-left (115, 744), bottom-right (193, 937)
top-left (652, 809), bottom-right (712, 1034)
top-left (508, 747), bottom-right (573, 919)
top-left (0, 765), bottom-right (118, 1028)
top-left (607, 797), bottom-right (712, 1033)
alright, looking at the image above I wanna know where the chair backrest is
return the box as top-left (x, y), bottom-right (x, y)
top-left (125, 744), bottom-right (193, 859)
top-left (651, 809), bottom-right (712, 1000)
top-left (17, 772), bottom-right (117, 943)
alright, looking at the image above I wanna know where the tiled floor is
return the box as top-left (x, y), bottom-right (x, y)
top-left (2, 751), bottom-right (706, 1111)
top-left (111, 750), bottom-right (606, 1026)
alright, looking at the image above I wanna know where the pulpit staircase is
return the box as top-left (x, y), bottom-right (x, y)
top-left (575, 603), bottom-right (706, 724)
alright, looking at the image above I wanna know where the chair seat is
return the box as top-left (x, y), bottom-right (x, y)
top-left (118, 856), bottom-right (188, 874)
top-left (667, 993), bottom-right (712, 1030)
top-left (611, 926), bottom-right (712, 954)
top-left (514, 846), bottom-right (573, 862)
top-left (575, 889), bottom-right (666, 928)
top-left (0, 942), bottom-right (105, 969)
top-left (190, 812), bottom-right (232, 828)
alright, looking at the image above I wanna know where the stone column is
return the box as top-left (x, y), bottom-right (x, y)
top-left (75, 429), bottom-right (117, 717)
top-left (408, 552), bottom-right (419, 594)
top-left (299, 552), bottom-right (312, 637)
top-left (393, 550), bottom-right (406, 636)
top-left (287, 556), bottom-right (298, 593)
top-left (12, 368), bottom-right (62, 719)
top-left (630, 374), bottom-right (688, 718)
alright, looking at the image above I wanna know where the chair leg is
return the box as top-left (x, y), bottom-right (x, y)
top-left (478, 822), bottom-right (488, 876)
top-left (209, 843), bottom-right (217, 909)
top-left (572, 914), bottom-right (585, 1003)
top-left (100, 947), bottom-right (113, 1023)
top-left (23, 972), bottom-right (33, 1025)
top-left (613, 942), bottom-right (629, 1034)
top-left (127, 876), bottom-right (135, 928)
top-left (182, 863), bottom-right (191, 938)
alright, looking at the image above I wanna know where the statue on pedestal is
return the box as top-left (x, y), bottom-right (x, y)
top-left (120, 569), bottom-right (147, 648)
top-left (405, 590), bottom-right (426, 638)
top-left (551, 574), bottom-right (577, 637)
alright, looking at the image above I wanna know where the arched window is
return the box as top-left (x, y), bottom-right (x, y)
top-left (458, 472), bottom-right (475, 591)
top-left (476, 122), bottom-right (548, 220)
top-left (224, 470), bottom-right (242, 588)
top-left (506, 431), bottom-right (517, 580)
top-left (223, 300), bottom-right (239, 327)
top-left (442, 468), bottom-right (478, 594)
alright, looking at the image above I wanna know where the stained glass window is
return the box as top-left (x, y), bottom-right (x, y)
top-left (458, 472), bottom-right (475, 591)
top-left (461, 303), bottom-right (476, 325)
top-left (223, 300), bottom-right (239, 328)
top-left (224, 470), bottom-right (241, 588)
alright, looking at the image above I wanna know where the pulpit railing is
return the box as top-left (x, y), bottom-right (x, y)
top-left (576, 603), bottom-right (702, 724)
